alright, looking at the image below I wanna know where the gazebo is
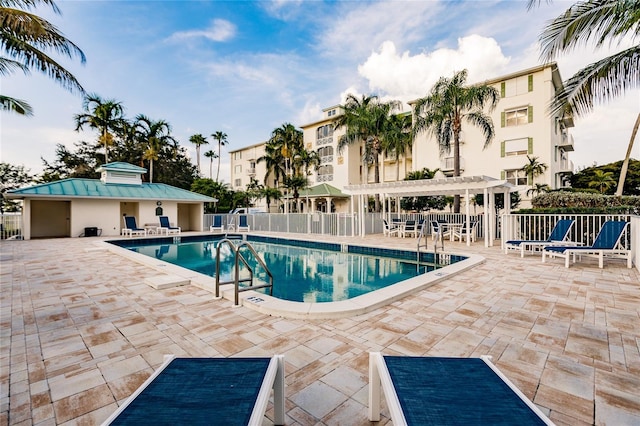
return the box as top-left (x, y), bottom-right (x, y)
top-left (344, 175), bottom-right (515, 246)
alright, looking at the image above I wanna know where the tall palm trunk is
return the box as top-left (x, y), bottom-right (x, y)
top-left (615, 113), bottom-right (640, 196)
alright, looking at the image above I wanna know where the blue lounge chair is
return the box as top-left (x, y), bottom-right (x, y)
top-left (103, 355), bottom-right (285, 426)
top-left (210, 215), bottom-right (224, 233)
top-left (383, 219), bottom-right (399, 237)
top-left (368, 353), bottom-right (554, 425)
top-left (505, 219), bottom-right (574, 257)
top-left (122, 216), bottom-right (147, 238)
top-left (238, 215), bottom-right (250, 232)
top-left (543, 220), bottom-right (631, 268)
top-left (158, 216), bottom-right (181, 235)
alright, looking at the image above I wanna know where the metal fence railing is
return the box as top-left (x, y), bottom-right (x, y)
top-left (0, 214), bottom-right (22, 240)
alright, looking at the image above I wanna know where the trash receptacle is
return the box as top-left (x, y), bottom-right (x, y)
top-left (84, 227), bottom-right (98, 237)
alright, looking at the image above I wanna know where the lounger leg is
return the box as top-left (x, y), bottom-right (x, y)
top-left (273, 355), bottom-right (285, 425)
top-left (565, 253), bottom-right (570, 268)
top-left (599, 251), bottom-right (603, 269)
top-left (368, 352), bottom-right (381, 421)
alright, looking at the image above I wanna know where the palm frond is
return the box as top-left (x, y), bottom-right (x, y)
top-left (0, 94), bottom-right (33, 115)
top-left (550, 44), bottom-right (640, 115)
top-left (0, 56), bottom-right (28, 75)
top-left (539, 0), bottom-right (639, 61)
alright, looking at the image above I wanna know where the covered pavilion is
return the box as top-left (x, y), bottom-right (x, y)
top-left (344, 175), bottom-right (515, 246)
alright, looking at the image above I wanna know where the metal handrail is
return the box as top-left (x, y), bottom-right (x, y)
top-left (214, 238), bottom-right (274, 306)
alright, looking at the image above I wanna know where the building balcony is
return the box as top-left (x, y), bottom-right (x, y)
top-left (317, 174), bottom-right (333, 183)
top-left (317, 136), bottom-right (333, 146)
top-left (246, 168), bottom-right (256, 175)
top-left (557, 132), bottom-right (575, 152)
top-left (320, 155), bottom-right (333, 164)
top-left (556, 159), bottom-right (574, 175)
top-left (441, 157), bottom-right (465, 172)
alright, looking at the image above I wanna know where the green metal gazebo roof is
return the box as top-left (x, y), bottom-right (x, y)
top-left (297, 183), bottom-right (349, 198)
top-left (5, 178), bottom-right (216, 202)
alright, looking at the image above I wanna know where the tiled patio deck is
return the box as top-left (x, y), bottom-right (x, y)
top-left (1, 233), bottom-right (639, 425)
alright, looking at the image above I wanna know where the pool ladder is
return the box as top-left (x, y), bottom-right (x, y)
top-left (215, 238), bottom-right (274, 306)
top-left (416, 221), bottom-right (444, 269)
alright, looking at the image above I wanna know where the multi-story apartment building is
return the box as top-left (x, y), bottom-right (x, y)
top-left (229, 62), bottom-right (575, 213)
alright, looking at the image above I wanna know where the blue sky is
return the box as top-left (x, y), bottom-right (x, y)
top-left (2, 0), bottom-right (638, 181)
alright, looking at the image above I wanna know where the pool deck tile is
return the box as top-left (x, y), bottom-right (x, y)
top-left (1, 232), bottom-right (640, 425)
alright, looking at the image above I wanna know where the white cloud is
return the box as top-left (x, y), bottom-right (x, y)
top-left (262, 0), bottom-right (304, 20)
top-left (167, 19), bottom-right (236, 42)
top-left (357, 36), bottom-right (510, 103)
top-left (318, 1), bottom-right (441, 60)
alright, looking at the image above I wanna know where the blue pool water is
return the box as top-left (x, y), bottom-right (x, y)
top-left (110, 235), bottom-right (465, 303)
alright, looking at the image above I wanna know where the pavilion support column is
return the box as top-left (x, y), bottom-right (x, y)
top-left (483, 188), bottom-right (489, 247)
top-left (489, 191), bottom-right (495, 246)
top-left (465, 188), bottom-right (471, 246)
top-left (327, 197), bottom-right (333, 213)
top-left (350, 195), bottom-right (355, 237)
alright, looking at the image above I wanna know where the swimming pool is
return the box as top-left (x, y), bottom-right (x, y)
top-left (105, 234), bottom-right (484, 319)
top-left (110, 234), bottom-right (463, 303)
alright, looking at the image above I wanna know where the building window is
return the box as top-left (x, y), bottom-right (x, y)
top-left (501, 138), bottom-right (531, 157)
top-left (503, 107), bottom-right (530, 127)
top-left (233, 152), bottom-right (242, 160)
top-left (500, 75), bottom-right (533, 98)
top-left (234, 165), bottom-right (242, 174)
top-left (317, 165), bottom-right (333, 182)
top-left (504, 169), bottom-right (528, 186)
top-left (234, 178), bottom-right (242, 187)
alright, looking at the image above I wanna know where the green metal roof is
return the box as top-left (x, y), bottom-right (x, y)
top-left (97, 162), bottom-right (147, 173)
top-left (5, 178), bottom-right (216, 202)
top-left (298, 184), bottom-right (348, 198)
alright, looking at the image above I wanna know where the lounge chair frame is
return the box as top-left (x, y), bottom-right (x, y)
top-left (505, 219), bottom-right (575, 257)
top-left (158, 216), bottom-right (181, 235)
top-left (542, 221), bottom-right (631, 268)
top-left (102, 354), bottom-right (285, 426)
top-left (368, 352), bottom-right (554, 426)
top-left (121, 216), bottom-right (147, 238)
top-left (238, 215), bottom-right (250, 232)
top-left (210, 215), bottom-right (224, 233)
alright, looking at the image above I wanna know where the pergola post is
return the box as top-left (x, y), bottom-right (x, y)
top-left (465, 188), bottom-right (471, 246)
top-left (483, 188), bottom-right (489, 248)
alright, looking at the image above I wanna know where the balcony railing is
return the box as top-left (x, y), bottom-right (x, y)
top-left (246, 168), bottom-right (256, 175)
top-left (317, 136), bottom-right (333, 146)
top-left (556, 159), bottom-right (573, 174)
top-left (320, 155), bottom-right (333, 164)
top-left (441, 157), bottom-right (465, 171)
top-left (558, 132), bottom-right (575, 151)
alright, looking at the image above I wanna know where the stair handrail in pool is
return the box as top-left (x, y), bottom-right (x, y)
top-left (215, 238), bottom-right (274, 306)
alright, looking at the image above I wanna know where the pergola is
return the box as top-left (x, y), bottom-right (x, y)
top-left (344, 175), bottom-right (516, 247)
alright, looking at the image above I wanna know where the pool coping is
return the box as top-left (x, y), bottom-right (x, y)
top-left (96, 234), bottom-right (485, 319)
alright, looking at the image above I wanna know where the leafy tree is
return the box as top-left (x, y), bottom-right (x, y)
top-left (383, 112), bottom-right (413, 181)
top-left (475, 192), bottom-right (522, 212)
top-left (335, 94), bottom-right (402, 211)
top-left (189, 133), bottom-right (208, 176)
top-left (527, 183), bottom-right (551, 197)
top-left (401, 168), bottom-right (446, 211)
top-left (40, 141), bottom-right (100, 181)
top-left (261, 186), bottom-right (282, 212)
top-left (570, 159), bottom-right (640, 195)
top-left (0, 162), bottom-right (32, 212)
top-left (529, 0), bottom-right (640, 117)
top-left (283, 174), bottom-right (309, 212)
top-left (191, 178), bottom-right (232, 213)
top-left (211, 131), bottom-right (227, 182)
top-left (413, 69), bottom-right (499, 213)
top-left (134, 115), bottom-right (177, 183)
top-left (74, 93), bottom-right (126, 163)
top-left (203, 150), bottom-right (217, 180)
top-left (588, 169), bottom-right (616, 193)
top-left (0, 0), bottom-right (85, 115)
top-left (520, 155), bottom-right (548, 186)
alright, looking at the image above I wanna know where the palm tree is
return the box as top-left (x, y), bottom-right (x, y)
top-left (1, 0), bottom-right (86, 115)
top-left (383, 113), bottom-right (413, 181)
top-left (261, 186), bottom-right (282, 212)
top-left (211, 131), bottom-right (228, 182)
top-left (588, 169), bottom-right (616, 193)
top-left (257, 139), bottom-right (287, 187)
top-left (413, 69), bottom-right (499, 213)
top-left (204, 150), bottom-right (217, 179)
top-left (189, 133), bottom-right (208, 176)
top-left (335, 94), bottom-right (402, 211)
top-left (74, 93), bottom-right (125, 164)
top-left (529, 0), bottom-right (639, 117)
top-left (527, 183), bottom-right (551, 197)
top-left (134, 115), bottom-right (176, 183)
top-left (265, 123), bottom-right (305, 213)
top-left (520, 155), bottom-right (548, 187)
